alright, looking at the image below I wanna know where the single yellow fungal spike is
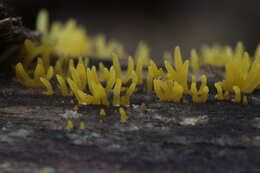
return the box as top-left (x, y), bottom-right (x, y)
top-left (113, 79), bottom-right (122, 106)
top-left (135, 41), bottom-right (150, 66)
top-left (172, 81), bottom-right (184, 102)
top-left (163, 51), bottom-right (173, 64)
top-left (200, 86), bottom-right (209, 103)
top-left (153, 79), bottom-right (165, 101)
top-left (131, 71), bottom-right (138, 84)
top-left (40, 77), bottom-right (54, 95)
top-left (191, 49), bottom-right (200, 73)
top-left (56, 74), bottom-right (72, 96)
top-left (34, 58), bottom-right (46, 79)
top-left (199, 75), bottom-right (207, 93)
top-left (100, 108), bottom-right (106, 116)
top-left (214, 82), bottom-right (225, 101)
top-left (136, 54), bottom-right (144, 84)
top-left (232, 86), bottom-right (241, 103)
top-left (242, 96), bottom-right (248, 104)
top-left (112, 53), bottom-right (122, 79)
top-left (119, 108), bottom-right (128, 121)
top-left (122, 82), bottom-right (137, 106)
top-left (77, 89), bottom-right (94, 105)
top-left (165, 60), bottom-right (177, 80)
top-left (36, 9), bottom-right (49, 34)
top-left (124, 56), bottom-right (135, 84)
top-left (80, 121), bottom-right (86, 129)
top-left (67, 120), bottom-right (74, 129)
top-left (174, 46), bottom-right (183, 72)
top-left (106, 66), bottom-right (116, 92)
top-left (191, 82), bottom-right (199, 103)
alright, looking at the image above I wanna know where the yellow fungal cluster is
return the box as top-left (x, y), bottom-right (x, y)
top-left (67, 120), bottom-right (86, 130)
top-left (211, 42), bottom-right (260, 104)
top-left (13, 9), bottom-right (260, 123)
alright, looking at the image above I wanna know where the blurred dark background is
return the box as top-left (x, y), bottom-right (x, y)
top-left (6, 0), bottom-right (260, 57)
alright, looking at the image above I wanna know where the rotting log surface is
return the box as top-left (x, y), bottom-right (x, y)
top-left (0, 77), bottom-right (260, 173)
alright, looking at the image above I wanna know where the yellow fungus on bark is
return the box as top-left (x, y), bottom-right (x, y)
top-left (100, 108), bottom-right (106, 116)
top-left (79, 121), bottom-right (86, 129)
top-left (242, 96), bottom-right (248, 104)
top-left (56, 74), bottom-right (72, 96)
top-left (112, 53), bottom-right (122, 79)
top-left (113, 79), bottom-right (122, 106)
top-left (67, 120), bottom-right (74, 129)
top-left (40, 77), bottom-right (54, 95)
top-left (124, 56), bottom-right (135, 84)
top-left (15, 58), bottom-right (54, 88)
top-left (232, 86), bottom-right (241, 103)
top-left (119, 108), bottom-right (128, 121)
top-left (191, 49), bottom-right (200, 73)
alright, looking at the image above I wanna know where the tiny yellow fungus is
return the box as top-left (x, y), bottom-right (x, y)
top-left (164, 47), bottom-right (189, 93)
top-left (73, 106), bottom-right (79, 111)
top-left (232, 86), bottom-right (241, 103)
top-left (131, 71), bottom-right (138, 84)
top-left (163, 51), bottom-right (173, 64)
top-left (119, 107), bottom-right (128, 121)
top-left (214, 82), bottom-right (225, 101)
top-left (135, 41), bottom-right (150, 66)
top-left (98, 62), bottom-right (106, 80)
top-left (36, 9), bottom-right (49, 35)
top-left (191, 49), bottom-right (200, 73)
top-left (190, 75), bottom-right (209, 103)
top-left (100, 108), bottom-right (106, 116)
top-left (56, 74), bottom-right (72, 96)
top-left (113, 79), bottom-right (122, 106)
top-left (40, 77), bottom-right (54, 95)
top-left (79, 121), bottom-right (86, 129)
top-left (121, 82), bottom-right (136, 106)
top-left (112, 53), bottom-right (122, 79)
top-left (136, 53), bottom-right (144, 84)
top-left (94, 34), bottom-right (124, 58)
top-left (67, 120), bottom-right (74, 129)
top-left (242, 96), bottom-right (248, 104)
top-left (124, 56), bottom-right (135, 84)
top-left (153, 79), bottom-right (184, 102)
top-left (15, 58), bottom-right (54, 88)
top-left (105, 66), bottom-right (116, 92)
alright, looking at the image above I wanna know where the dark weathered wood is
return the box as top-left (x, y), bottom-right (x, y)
top-left (0, 2), bottom-right (40, 74)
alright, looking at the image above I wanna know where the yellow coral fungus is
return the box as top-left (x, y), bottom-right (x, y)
top-left (56, 74), bottom-right (72, 96)
top-left (164, 47), bottom-right (189, 93)
top-left (67, 120), bottom-right (74, 129)
top-left (190, 75), bottom-right (209, 103)
top-left (40, 77), bottom-right (54, 95)
top-left (123, 56), bottom-right (135, 84)
top-left (79, 121), bottom-right (86, 130)
top-left (191, 49), bottom-right (200, 73)
top-left (121, 82), bottom-right (137, 106)
top-left (136, 52), bottom-right (144, 84)
top-left (135, 41), bottom-right (150, 66)
top-left (112, 53), bottom-right (122, 79)
top-left (94, 34), bottom-right (125, 58)
top-left (222, 52), bottom-right (260, 94)
top-left (242, 96), bottom-right (248, 105)
top-left (113, 79), bottom-right (122, 106)
top-left (16, 58), bottom-right (54, 87)
top-left (119, 108), bottom-right (128, 121)
top-left (100, 108), bottom-right (106, 116)
top-left (153, 79), bottom-right (184, 102)
top-left (232, 86), bottom-right (241, 103)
